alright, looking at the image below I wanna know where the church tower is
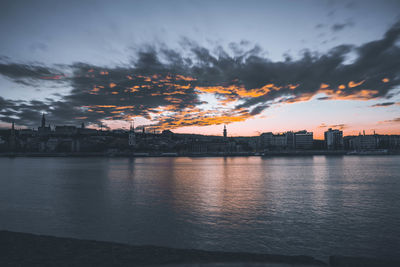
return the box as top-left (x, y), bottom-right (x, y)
top-left (9, 121), bottom-right (16, 151)
top-left (41, 113), bottom-right (46, 128)
top-left (223, 125), bottom-right (227, 139)
top-left (38, 113), bottom-right (51, 135)
top-left (129, 121), bottom-right (136, 147)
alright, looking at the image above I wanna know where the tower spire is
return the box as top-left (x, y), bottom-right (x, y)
top-left (223, 124), bottom-right (227, 138)
top-left (130, 119), bottom-right (134, 132)
top-left (129, 119), bottom-right (136, 147)
top-left (41, 113), bottom-right (46, 128)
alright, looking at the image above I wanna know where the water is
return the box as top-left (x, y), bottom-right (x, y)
top-left (0, 156), bottom-right (399, 260)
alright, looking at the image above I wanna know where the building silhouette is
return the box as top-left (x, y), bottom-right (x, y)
top-left (223, 125), bottom-right (227, 139)
top-left (129, 121), bottom-right (136, 147)
top-left (38, 114), bottom-right (51, 135)
top-left (1, 114), bottom-right (399, 154)
top-left (8, 122), bottom-right (16, 151)
top-left (324, 128), bottom-right (344, 150)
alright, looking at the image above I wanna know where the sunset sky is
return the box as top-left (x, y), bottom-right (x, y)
top-left (1, 0), bottom-right (400, 139)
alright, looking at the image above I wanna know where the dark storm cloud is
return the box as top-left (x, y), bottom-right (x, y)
top-left (250, 104), bottom-right (270, 115)
top-left (0, 60), bottom-right (65, 86)
top-left (1, 20), bottom-right (400, 129)
top-left (0, 50), bottom-right (203, 128)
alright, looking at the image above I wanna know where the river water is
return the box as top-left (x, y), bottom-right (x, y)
top-left (0, 156), bottom-right (399, 260)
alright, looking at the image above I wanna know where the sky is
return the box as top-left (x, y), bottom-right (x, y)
top-left (0, 0), bottom-right (400, 139)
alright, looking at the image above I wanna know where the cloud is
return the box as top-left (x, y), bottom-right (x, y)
top-left (331, 21), bottom-right (354, 32)
top-left (1, 20), bottom-right (400, 130)
top-left (318, 123), bottom-right (348, 130)
top-left (0, 60), bottom-right (65, 86)
top-left (329, 124), bottom-right (348, 130)
top-left (371, 102), bottom-right (396, 107)
top-left (380, 117), bottom-right (400, 124)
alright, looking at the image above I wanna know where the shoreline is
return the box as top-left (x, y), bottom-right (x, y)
top-left (0, 150), bottom-right (399, 158)
top-left (1, 230), bottom-right (399, 266)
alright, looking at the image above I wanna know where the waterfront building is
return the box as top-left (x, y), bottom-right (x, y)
top-left (272, 134), bottom-right (287, 149)
top-left (377, 135), bottom-right (400, 149)
top-left (19, 129), bottom-right (35, 137)
top-left (349, 134), bottom-right (378, 150)
top-left (260, 131), bottom-right (312, 150)
top-left (286, 131), bottom-right (296, 149)
top-left (260, 132), bottom-right (273, 149)
top-left (294, 130), bottom-right (313, 149)
top-left (324, 128), bottom-right (344, 150)
top-left (55, 126), bottom-right (77, 136)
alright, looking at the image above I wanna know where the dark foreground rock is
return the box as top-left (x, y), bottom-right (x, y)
top-left (329, 255), bottom-right (400, 267)
top-left (1, 230), bottom-right (399, 266)
top-left (0, 230), bottom-right (325, 266)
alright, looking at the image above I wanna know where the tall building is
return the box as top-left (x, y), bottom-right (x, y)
top-left (129, 121), bottom-right (136, 146)
top-left (324, 128), bottom-right (343, 150)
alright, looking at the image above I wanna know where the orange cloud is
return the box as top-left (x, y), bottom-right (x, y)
top-left (320, 83), bottom-right (330, 89)
top-left (176, 75), bottom-right (197, 81)
top-left (114, 106), bottom-right (134, 110)
top-left (323, 90), bottom-right (379, 100)
top-left (93, 105), bottom-right (117, 108)
top-left (156, 109), bottom-right (252, 130)
top-left (173, 84), bottom-right (192, 90)
top-left (165, 97), bottom-right (183, 103)
top-left (348, 80), bottom-right (365, 88)
top-left (195, 85), bottom-right (270, 98)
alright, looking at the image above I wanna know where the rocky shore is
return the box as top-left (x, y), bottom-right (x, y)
top-left (1, 231), bottom-right (399, 266)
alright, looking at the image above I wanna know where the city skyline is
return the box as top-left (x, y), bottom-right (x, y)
top-left (1, 0), bottom-right (400, 139)
top-left (1, 113), bottom-right (395, 140)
